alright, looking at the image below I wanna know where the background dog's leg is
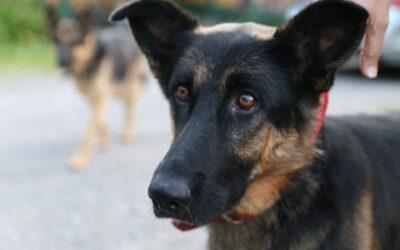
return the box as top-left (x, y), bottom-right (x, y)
top-left (122, 64), bottom-right (144, 142)
top-left (69, 97), bottom-right (108, 170)
top-left (122, 96), bottom-right (135, 142)
top-left (98, 120), bottom-right (109, 149)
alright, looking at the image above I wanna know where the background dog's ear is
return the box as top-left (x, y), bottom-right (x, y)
top-left (76, 9), bottom-right (93, 36)
top-left (275, 0), bottom-right (368, 94)
top-left (71, 0), bottom-right (94, 36)
top-left (45, 4), bottom-right (58, 42)
top-left (109, 0), bottom-right (198, 80)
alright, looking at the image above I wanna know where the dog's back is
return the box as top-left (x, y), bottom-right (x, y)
top-left (96, 26), bottom-right (143, 84)
top-left (322, 113), bottom-right (400, 249)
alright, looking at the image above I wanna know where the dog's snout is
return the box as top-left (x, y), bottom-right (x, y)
top-left (58, 54), bottom-right (71, 67)
top-left (148, 176), bottom-right (191, 215)
top-left (57, 46), bottom-right (72, 67)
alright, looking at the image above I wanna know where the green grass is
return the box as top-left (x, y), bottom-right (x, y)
top-left (0, 42), bottom-right (56, 70)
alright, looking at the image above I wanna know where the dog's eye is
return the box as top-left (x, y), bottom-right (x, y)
top-left (237, 93), bottom-right (256, 109)
top-left (176, 86), bottom-right (189, 101)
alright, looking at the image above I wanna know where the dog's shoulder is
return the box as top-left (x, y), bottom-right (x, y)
top-left (320, 113), bottom-right (400, 249)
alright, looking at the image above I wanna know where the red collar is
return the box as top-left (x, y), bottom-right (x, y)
top-left (313, 92), bottom-right (329, 138)
top-left (172, 213), bottom-right (256, 231)
top-left (172, 92), bottom-right (329, 232)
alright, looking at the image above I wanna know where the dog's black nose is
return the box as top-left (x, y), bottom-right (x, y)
top-left (57, 46), bottom-right (72, 67)
top-left (58, 55), bottom-right (71, 67)
top-left (148, 176), bottom-right (191, 215)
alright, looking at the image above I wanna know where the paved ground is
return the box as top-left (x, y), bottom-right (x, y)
top-left (0, 68), bottom-right (399, 250)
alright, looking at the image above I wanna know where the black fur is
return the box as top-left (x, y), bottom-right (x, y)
top-left (98, 28), bottom-right (141, 82)
top-left (209, 114), bottom-right (400, 250)
top-left (274, 0), bottom-right (369, 98)
top-left (111, 0), bottom-right (400, 249)
top-left (110, 0), bottom-right (198, 92)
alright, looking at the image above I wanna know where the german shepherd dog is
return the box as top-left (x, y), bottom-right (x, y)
top-left (46, 3), bottom-right (145, 169)
top-left (111, 0), bottom-right (400, 249)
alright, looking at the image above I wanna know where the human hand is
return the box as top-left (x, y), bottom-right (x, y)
top-left (351, 0), bottom-right (391, 78)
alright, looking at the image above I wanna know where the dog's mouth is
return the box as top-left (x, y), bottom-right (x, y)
top-left (151, 199), bottom-right (197, 224)
top-left (147, 141), bottom-right (253, 226)
top-left (150, 196), bottom-right (231, 226)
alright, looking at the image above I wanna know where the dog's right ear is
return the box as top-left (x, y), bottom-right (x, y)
top-left (109, 0), bottom-right (198, 81)
top-left (274, 0), bottom-right (368, 96)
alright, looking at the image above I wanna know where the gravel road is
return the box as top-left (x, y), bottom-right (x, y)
top-left (0, 69), bottom-right (399, 250)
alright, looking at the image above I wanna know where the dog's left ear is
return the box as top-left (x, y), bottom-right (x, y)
top-left (275, 0), bottom-right (369, 94)
top-left (109, 0), bottom-right (198, 84)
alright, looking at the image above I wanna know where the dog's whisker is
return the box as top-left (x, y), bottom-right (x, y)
top-left (180, 203), bottom-right (194, 221)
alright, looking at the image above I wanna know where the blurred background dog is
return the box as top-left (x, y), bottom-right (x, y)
top-left (45, 0), bottom-right (145, 169)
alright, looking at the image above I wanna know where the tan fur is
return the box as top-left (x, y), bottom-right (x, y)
top-left (70, 33), bottom-right (97, 76)
top-left (193, 61), bottom-right (211, 89)
top-left (68, 43), bottom-right (145, 170)
top-left (231, 125), bottom-right (318, 215)
top-left (196, 22), bottom-right (276, 40)
top-left (69, 58), bottom-right (113, 169)
top-left (354, 191), bottom-right (377, 250)
top-left (174, 48), bottom-right (213, 90)
top-left (173, 22), bottom-right (276, 92)
top-left (114, 56), bottom-right (146, 141)
top-left (232, 125), bottom-right (270, 162)
top-left (231, 173), bottom-right (292, 215)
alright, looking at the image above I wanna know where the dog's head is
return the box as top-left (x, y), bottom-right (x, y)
top-left (111, 0), bottom-right (368, 225)
top-left (46, 3), bottom-right (96, 74)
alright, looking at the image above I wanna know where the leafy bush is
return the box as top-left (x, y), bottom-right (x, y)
top-left (0, 0), bottom-right (47, 44)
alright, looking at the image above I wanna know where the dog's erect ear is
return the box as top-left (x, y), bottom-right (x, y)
top-left (77, 9), bottom-right (93, 36)
top-left (109, 0), bottom-right (198, 80)
top-left (275, 0), bottom-right (368, 94)
top-left (45, 4), bottom-right (58, 42)
top-left (71, 0), bottom-right (94, 35)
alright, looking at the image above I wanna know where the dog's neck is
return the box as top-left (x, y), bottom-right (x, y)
top-left (67, 33), bottom-right (106, 80)
top-left (207, 210), bottom-right (279, 250)
top-left (75, 37), bottom-right (106, 80)
top-left (207, 166), bottom-right (322, 250)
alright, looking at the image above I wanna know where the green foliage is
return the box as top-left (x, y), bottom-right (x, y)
top-left (0, 0), bottom-right (47, 44)
top-left (0, 0), bottom-right (54, 69)
top-left (177, 2), bottom-right (285, 26)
